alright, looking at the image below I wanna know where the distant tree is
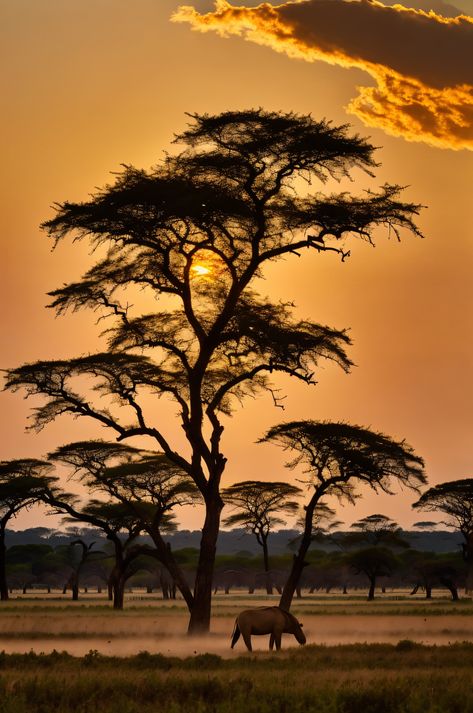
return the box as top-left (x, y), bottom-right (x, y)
top-left (259, 421), bottom-right (425, 610)
top-left (5, 110), bottom-right (423, 632)
top-left (222, 480), bottom-right (302, 593)
top-left (347, 514), bottom-right (409, 548)
top-left (413, 479), bottom-right (473, 591)
top-left (6, 543), bottom-right (54, 594)
top-left (55, 539), bottom-right (102, 600)
top-left (342, 514), bottom-right (408, 599)
top-left (0, 460), bottom-right (57, 601)
top-left (48, 440), bottom-right (199, 608)
top-left (347, 546), bottom-right (399, 599)
top-left (412, 521), bottom-right (440, 530)
top-left (402, 549), bottom-right (462, 601)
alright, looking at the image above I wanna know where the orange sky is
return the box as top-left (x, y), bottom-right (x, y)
top-left (1, 0), bottom-right (472, 532)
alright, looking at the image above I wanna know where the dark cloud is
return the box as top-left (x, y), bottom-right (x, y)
top-left (173, 0), bottom-right (473, 150)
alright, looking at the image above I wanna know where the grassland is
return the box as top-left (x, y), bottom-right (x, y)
top-left (1, 593), bottom-right (473, 711)
top-left (1, 644), bottom-right (473, 712)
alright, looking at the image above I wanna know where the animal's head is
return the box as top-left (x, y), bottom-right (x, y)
top-left (294, 619), bottom-right (306, 645)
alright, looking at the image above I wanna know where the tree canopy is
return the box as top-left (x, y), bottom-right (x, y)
top-left (4, 109), bottom-right (423, 631)
top-left (222, 479), bottom-right (302, 592)
top-left (260, 420), bottom-right (425, 608)
top-left (413, 478), bottom-right (473, 590)
top-left (0, 459), bottom-right (57, 600)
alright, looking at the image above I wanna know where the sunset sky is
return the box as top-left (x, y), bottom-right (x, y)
top-left (1, 0), bottom-right (472, 532)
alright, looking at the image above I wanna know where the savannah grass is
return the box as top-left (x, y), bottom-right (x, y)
top-left (1, 644), bottom-right (473, 712)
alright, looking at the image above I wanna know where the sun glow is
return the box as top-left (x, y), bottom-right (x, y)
top-left (191, 263), bottom-right (211, 276)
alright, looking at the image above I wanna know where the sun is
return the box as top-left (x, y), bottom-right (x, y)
top-left (191, 263), bottom-right (211, 277)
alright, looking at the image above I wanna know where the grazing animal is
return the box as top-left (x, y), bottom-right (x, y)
top-left (231, 606), bottom-right (306, 651)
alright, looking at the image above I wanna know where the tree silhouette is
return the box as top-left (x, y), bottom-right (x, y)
top-left (222, 480), bottom-right (302, 593)
top-left (413, 479), bottom-right (473, 591)
top-left (47, 440), bottom-right (198, 608)
top-left (346, 514), bottom-right (409, 548)
top-left (0, 459), bottom-right (57, 600)
top-left (4, 109), bottom-right (423, 632)
top-left (259, 421), bottom-right (425, 610)
top-left (343, 514), bottom-right (408, 599)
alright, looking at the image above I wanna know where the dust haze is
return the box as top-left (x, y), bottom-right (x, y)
top-left (1, 604), bottom-right (473, 656)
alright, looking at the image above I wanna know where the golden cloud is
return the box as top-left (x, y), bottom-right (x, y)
top-left (173, 0), bottom-right (473, 150)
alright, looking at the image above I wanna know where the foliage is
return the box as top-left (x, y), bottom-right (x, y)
top-left (4, 109), bottom-right (423, 631)
top-left (222, 480), bottom-right (302, 548)
top-left (413, 479), bottom-right (473, 537)
top-left (260, 420), bottom-right (425, 608)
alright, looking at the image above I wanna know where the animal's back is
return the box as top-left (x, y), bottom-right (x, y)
top-left (237, 606), bottom-right (285, 635)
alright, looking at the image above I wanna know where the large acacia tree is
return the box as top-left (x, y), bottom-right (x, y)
top-left (5, 109), bottom-right (423, 632)
top-left (413, 479), bottom-right (473, 591)
top-left (260, 421), bottom-right (425, 610)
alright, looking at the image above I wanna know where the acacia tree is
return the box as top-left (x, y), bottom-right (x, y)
top-left (413, 479), bottom-right (473, 591)
top-left (47, 440), bottom-right (199, 608)
top-left (346, 514), bottom-right (409, 548)
top-left (4, 109), bottom-right (423, 632)
top-left (0, 460), bottom-right (57, 601)
top-left (259, 421), bottom-right (425, 610)
top-left (343, 514), bottom-right (408, 599)
top-left (222, 480), bottom-right (302, 593)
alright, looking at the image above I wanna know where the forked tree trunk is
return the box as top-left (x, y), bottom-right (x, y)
top-left (187, 494), bottom-right (223, 634)
top-left (148, 533), bottom-right (194, 613)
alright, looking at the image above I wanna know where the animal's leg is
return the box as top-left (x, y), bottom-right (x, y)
top-left (231, 624), bottom-right (241, 649)
top-left (274, 630), bottom-right (282, 651)
top-left (242, 631), bottom-right (253, 652)
top-left (269, 634), bottom-right (275, 650)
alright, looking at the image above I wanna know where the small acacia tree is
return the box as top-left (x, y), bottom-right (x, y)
top-left (5, 109), bottom-right (423, 632)
top-left (413, 479), bottom-right (473, 591)
top-left (47, 440), bottom-right (199, 608)
top-left (0, 459), bottom-right (57, 601)
top-left (343, 514), bottom-right (408, 599)
top-left (222, 480), bottom-right (302, 593)
top-left (259, 421), bottom-right (425, 610)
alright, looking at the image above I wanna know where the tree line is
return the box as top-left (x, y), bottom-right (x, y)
top-left (2, 109), bottom-right (471, 632)
top-left (2, 519), bottom-right (468, 604)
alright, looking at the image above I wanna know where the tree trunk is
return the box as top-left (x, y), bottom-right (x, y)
top-left (0, 527), bottom-right (9, 602)
top-left (279, 490), bottom-right (322, 611)
top-left (440, 576), bottom-right (459, 601)
top-left (187, 494), bottom-right (223, 634)
top-left (464, 539), bottom-right (473, 593)
top-left (149, 532), bottom-right (194, 613)
top-left (262, 538), bottom-right (273, 595)
top-left (367, 576), bottom-right (376, 600)
top-left (113, 576), bottom-right (125, 610)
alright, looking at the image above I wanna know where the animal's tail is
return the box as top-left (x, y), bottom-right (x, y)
top-left (230, 619), bottom-right (240, 649)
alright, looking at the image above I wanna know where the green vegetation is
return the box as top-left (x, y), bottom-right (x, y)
top-left (0, 644), bottom-right (473, 712)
